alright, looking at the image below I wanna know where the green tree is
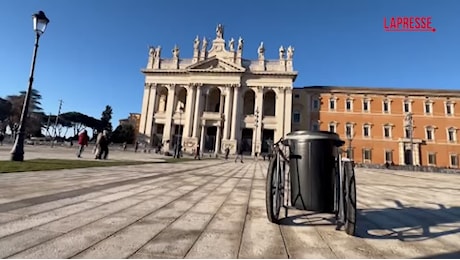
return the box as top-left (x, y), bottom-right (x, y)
top-left (100, 105), bottom-right (113, 132)
top-left (6, 89), bottom-right (44, 137)
top-left (111, 124), bottom-right (135, 144)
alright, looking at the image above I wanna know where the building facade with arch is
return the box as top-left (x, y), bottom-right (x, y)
top-left (138, 25), bottom-right (297, 155)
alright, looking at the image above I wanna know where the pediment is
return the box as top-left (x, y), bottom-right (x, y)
top-left (186, 57), bottom-right (245, 72)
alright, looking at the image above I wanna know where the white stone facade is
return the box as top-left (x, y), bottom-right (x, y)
top-left (139, 25), bottom-right (297, 155)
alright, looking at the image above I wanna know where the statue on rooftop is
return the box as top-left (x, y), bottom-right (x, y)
top-left (229, 38), bottom-right (235, 51)
top-left (258, 42), bottom-right (265, 59)
top-left (216, 24), bottom-right (224, 39)
top-left (172, 45), bottom-right (179, 59)
top-left (193, 36), bottom-right (200, 50)
top-left (202, 37), bottom-right (208, 52)
top-left (287, 45), bottom-right (294, 59)
top-left (279, 45), bottom-right (285, 59)
top-left (237, 37), bottom-right (244, 51)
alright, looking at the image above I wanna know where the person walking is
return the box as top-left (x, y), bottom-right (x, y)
top-left (234, 139), bottom-right (244, 163)
top-left (194, 143), bottom-right (201, 160)
top-left (225, 147), bottom-right (230, 160)
top-left (76, 129), bottom-right (89, 158)
top-left (95, 130), bottom-right (109, 159)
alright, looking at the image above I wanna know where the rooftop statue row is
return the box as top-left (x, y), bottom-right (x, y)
top-left (145, 24), bottom-right (295, 72)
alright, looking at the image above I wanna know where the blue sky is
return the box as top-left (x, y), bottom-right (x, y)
top-left (0, 0), bottom-right (459, 128)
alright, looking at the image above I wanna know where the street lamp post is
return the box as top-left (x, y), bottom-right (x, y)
top-left (254, 107), bottom-right (259, 159)
top-left (404, 112), bottom-right (415, 165)
top-left (10, 11), bottom-right (50, 161)
top-left (175, 105), bottom-right (184, 158)
top-left (346, 129), bottom-right (353, 160)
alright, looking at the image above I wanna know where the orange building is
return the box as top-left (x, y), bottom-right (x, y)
top-left (119, 113), bottom-right (141, 141)
top-left (292, 86), bottom-right (460, 168)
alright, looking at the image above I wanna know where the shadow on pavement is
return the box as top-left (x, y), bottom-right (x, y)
top-left (356, 200), bottom-right (460, 242)
top-left (418, 250), bottom-right (460, 259)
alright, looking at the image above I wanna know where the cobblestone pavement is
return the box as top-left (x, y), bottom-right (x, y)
top-left (0, 155), bottom-right (459, 258)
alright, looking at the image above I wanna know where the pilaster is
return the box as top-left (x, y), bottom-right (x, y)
top-left (139, 83), bottom-right (151, 137)
top-left (163, 84), bottom-right (176, 149)
top-left (223, 86), bottom-right (233, 140)
top-left (192, 84), bottom-right (203, 138)
top-left (284, 87), bottom-right (293, 136)
top-left (255, 86), bottom-right (264, 155)
top-left (230, 85), bottom-right (241, 140)
top-left (182, 85), bottom-right (195, 139)
top-left (274, 88), bottom-right (285, 141)
top-left (145, 84), bottom-right (157, 143)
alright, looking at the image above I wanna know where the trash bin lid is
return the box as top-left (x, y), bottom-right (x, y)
top-left (285, 130), bottom-right (345, 145)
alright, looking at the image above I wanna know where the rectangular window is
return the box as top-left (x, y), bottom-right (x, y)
top-left (294, 94), bottom-right (300, 99)
top-left (329, 124), bottom-right (336, 133)
top-left (363, 149), bottom-right (372, 162)
top-left (425, 103), bottom-right (431, 114)
top-left (363, 100), bottom-right (369, 112)
top-left (384, 126), bottom-right (391, 138)
top-left (385, 150), bottom-right (393, 163)
top-left (446, 102), bottom-right (453, 115)
top-left (383, 101), bottom-right (389, 113)
top-left (346, 124), bottom-right (352, 137)
top-left (293, 112), bottom-right (300, 123)
top-left (329, 99), bottom-right (336, 110)
top-left (346, 100), bottom-right (352, 111)
top-left (448, 129), bottom-right (455, 142)
top-left (312, 100), bottom-right (319, 111)
top-left (426, 129), bottom-right (433, 141)
top-left (428, 153), bottom-right (437, 165)
top-left (363, 125), bottom-right (370, 137)
top-left (451, 154), bottom-right (458, 167)
top-left (404, 102), bottom-right (410, 113)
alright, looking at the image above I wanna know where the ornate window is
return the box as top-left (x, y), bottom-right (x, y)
top-left (425, 126), bottom-right (435, 141)
top-left (382, 99), bottom-right (391, 113)
top-left (363, 123), bottom-right (371, 138)
top-left (345, 122), bottom-right (354, 137)
top-left (403, 99), bottom-right (412, 113)
top-left (445, 100), bottom-right (455, 116)
top-left (383, 124), bottom-right (392, 139)
top-left (362, 98), bottom-right (371, 112)
top-left (450, 154), bottom-right (458, 168)
top-left (424, 99), bottom-right (433, 115)
top-left (362, 148), bottom-right (372, 163)
top-left (312, 96), bottom-right (320, 111)
top-left (329, 122), bottom-right (337, 133)
top-left (329, 96), bottom-right (337, 111)
top-left (345, 98), bottom-right (353, 112)
top-left (428, 152), bottom-right (437, 166)
top-left (447, 127), bottom-right (457, 143)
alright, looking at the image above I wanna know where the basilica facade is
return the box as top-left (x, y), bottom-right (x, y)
top-left (138, 25), bottom-right (297, 155)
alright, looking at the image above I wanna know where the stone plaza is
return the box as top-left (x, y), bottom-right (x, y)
top-left (0, 146), bottom-right (459, 258)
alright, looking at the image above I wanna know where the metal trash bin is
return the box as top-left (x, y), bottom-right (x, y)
top-left (286, 130), bottom-right (344, 213)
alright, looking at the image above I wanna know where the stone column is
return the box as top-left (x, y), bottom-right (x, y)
top-left (215, 126), bottom-right (221, 155)
top-left (219, 92), bottom-right (225, 113)
top-left (284, 87), bottom-right (293, 137)
top-left (192, 85), bottom-right (203, 138)
top-left (230, 86), bottom-right (241, 140)
top-left (223, 86), bottom-right (233, 140)
top-left (145, 84), bottom-right (157, 142)
top-left (200, 124), bottom-right (206, 153)
top-left (274, 88), bottom-right (285, 141)
top-left (255, 86), bottom-right (264, 155)
top-left (182, 85), bottom-right (195, 138)
top-left (163, 84), bottom-right (176, 149)
top-left (139, 83), bottom-right (151, 136)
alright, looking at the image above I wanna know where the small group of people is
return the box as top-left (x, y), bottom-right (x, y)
top-left (76, 129), bottom-right (110, 160)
